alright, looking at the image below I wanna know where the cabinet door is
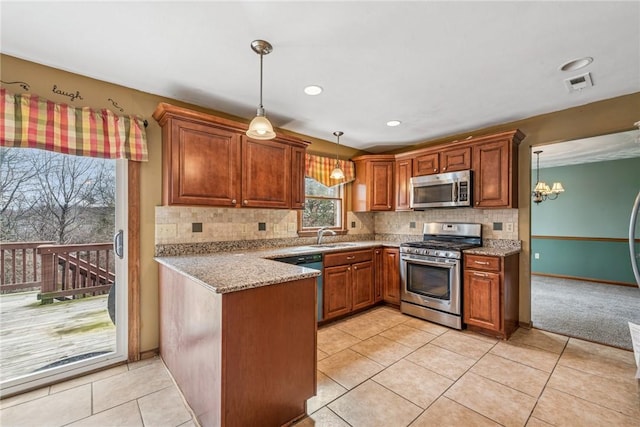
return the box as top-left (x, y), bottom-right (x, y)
top-left (373, 248), bottom-right (384, 302)
top-left (241, 137), bottom-right (291, 208)
top-left (395, 159), bottom-right (412, 211)
top-left (369, 161), bottom-right (394, 211)
top-left (352, 260), bottom-right (375, 311)
top-left (290, 146), bottom-right (306, 210)
top-left (472, 139), bottom-right (512, 208)
top-left (463, 270), bottom-right (501, 331)
top-left (413, 152), bottom-right (439, 176)
top-left (167, 119), bottom-right (240, 206)
top-left (382, 248), bottom-right (400, 304)
top-left (441, 147), bottom-right (471, 173)
top-left (323, 265), bottom-right (352, 320)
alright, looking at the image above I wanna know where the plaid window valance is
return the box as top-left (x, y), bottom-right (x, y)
top-left (305, 153), bottom-right (355, 187)
top-left (0, 89), bottom-right (148, 162)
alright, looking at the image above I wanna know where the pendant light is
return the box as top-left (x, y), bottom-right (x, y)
top-left (532, 150), bottom-right (565, 204)
top-left (246, 40), bottom-right (276, 140)
top-left (330, 131), bottom-right (345, 180)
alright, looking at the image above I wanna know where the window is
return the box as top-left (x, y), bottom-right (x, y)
top-left (301, 177), bottom-right (344, 230)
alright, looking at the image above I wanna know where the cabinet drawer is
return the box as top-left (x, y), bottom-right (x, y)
top-left (324, 249), bottom-right (373, 267)
top-left (464, 254), bottom-right (500, 272)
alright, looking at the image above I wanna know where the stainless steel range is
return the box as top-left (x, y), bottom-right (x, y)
top-left (400, 222), bottom-right (482, 329)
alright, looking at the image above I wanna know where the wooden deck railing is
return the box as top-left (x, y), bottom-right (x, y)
top-left (1, 241), bottom-right (55, 292)
top-left (38, 243), bottom-right (115, 303)
top-left (1, 241), bottom-right (115, 303)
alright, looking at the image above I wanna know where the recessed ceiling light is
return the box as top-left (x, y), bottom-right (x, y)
top-left (386, 120), bottom-right (402, 127)
top-left (559, 57), bottom-right (593, 72)
top-left (304, 85), bottom-right (323, 95)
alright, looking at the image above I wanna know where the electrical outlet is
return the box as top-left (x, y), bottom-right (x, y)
top-left (534, 253), bottom-right (540, 259)
top-left (409, 222), bottom-right (416, 229)
top-left (258, 222), bottom-right (266, 231)
top-left (192, 222), bottom-right (203, 233)
top-left (505, 223), bottom-right (514, 232)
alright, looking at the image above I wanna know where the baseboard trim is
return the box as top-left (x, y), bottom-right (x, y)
top-left (138, 348), bottom-right (159, 361)
top-left (519, 321), bottom-right (533, 329)
top-left (531, 273), bottom-right (636, 288)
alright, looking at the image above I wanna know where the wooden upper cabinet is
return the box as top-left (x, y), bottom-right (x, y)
top-left (472, 131), bottom-right (522, 208)
top-left (413, 146), bottom-right (471, 176)
top-left (163, 118), bottom-right (241, 206)
top-left (153, 103), bottom-right (309, 209)
top-left (352, 155), bottom-right (395, 212)
top-left (290, 146), bottom-right (306, 210)
top-left (441, 146), bottom-right (471, 173)
top-left (395, 158), bottom-right (412, 211)
top-left (413, 152), bottom-right (439, 176)
top-left (241, 137), bottom-right (291, 208)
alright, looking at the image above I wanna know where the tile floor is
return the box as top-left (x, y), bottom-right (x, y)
top-left (1, 306), bottom-right (638, 427)
top-left (0, 357), bottom-right (196, 427)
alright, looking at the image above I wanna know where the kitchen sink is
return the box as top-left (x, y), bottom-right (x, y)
top-left (308, 243), bottom-right (358, 248)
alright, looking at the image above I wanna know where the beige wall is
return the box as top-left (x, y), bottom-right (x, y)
top-left (3, 54), bottom-right (639, 348)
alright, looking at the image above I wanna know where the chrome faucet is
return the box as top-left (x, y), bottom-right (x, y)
top-left (317, 227), bottom-right (337, 244)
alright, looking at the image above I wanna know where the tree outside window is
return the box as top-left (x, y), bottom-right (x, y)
top-left (302, 177), bottom-right (343, 230)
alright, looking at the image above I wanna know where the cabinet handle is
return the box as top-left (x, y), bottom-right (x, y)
top-left (476, 201), bottom-right (480, 205)
top-left (433, 168), bottom-right (437, 172)
top-left (375, 250), bottom-right (380, 254)
top-left (353, 266), bottom-right (357, 270)
top-left (442, 167), bottom-right (447, 171)
top-left (473, 272), bottom-right (488, 277)
top-left (243, 200), bottom-right (248, 205)
top-left (474, 261), bottom-right (490, 265)
top-left (346, 256), bottom-right (355, 260)
top-left (347, 267), bottom-right (351, 271)
top-left (231, 199), bottom-right (237, 204)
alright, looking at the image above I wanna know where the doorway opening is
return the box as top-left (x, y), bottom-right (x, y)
top-left (0, 147), bottom-right (129, 396)
top-left (529, 130), bottom-right (640, 350)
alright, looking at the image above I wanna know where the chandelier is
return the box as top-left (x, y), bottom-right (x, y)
top-left (532, 150), bottom-right (564, 204)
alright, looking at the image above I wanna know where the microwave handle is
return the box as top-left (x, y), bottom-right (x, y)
top-left (452, 181), bottom-right (458, 202)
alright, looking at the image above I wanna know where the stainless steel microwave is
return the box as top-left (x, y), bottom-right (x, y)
top-left (410, 170), bottom-right (472, 209)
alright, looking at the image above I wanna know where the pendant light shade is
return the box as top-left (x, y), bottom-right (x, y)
top-left (246, 40), bottom-right (276, 140)
top-left (330, 131), bottom-right (345, 180)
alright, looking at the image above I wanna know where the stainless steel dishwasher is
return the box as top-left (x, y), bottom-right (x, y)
top-left (274, 253), bottom-right (323, 321)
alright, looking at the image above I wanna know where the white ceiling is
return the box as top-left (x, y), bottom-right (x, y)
top-left (1, 1), bottom-right (639, 156)
top-left (534, 129), bottom-right (640, 169)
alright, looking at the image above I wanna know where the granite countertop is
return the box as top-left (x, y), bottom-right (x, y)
top-left (156, 240), bottom-right (399, 294)
top-left (464, 247), bottom-right (521, 257)
top-left (464, 240), bottom-right (522, 257)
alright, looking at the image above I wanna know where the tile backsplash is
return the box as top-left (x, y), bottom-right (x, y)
top-left (155, 207), bottom-right (376, 245)
top-left (375, 208), bottom-right (519, 240)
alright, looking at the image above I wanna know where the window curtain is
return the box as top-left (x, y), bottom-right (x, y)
top-left (305, 153), bottom-right (355, 187)
top-left (0, 88), bottom-right (148, 162)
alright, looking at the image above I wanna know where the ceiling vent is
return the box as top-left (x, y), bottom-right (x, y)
top-left (565, 72), bottom-right (593, 93)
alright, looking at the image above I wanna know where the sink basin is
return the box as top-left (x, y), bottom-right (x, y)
top-left (308, 243), bottom-right (358, 248)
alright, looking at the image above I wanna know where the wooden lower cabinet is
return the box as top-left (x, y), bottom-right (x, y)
top-left (323, 265), bottom-right (352, 319)
top-left (463, 253), bottom-right (519, 339)
top-left (323, 249), bottom-right (375, 320)
top-left (382, 247), bottom-right (400, 305)
top-left (158, 265), bottom-right (316, 427)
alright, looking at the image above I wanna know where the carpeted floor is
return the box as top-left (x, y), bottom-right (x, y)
top-left (531, 275), bottom-right (640, 350)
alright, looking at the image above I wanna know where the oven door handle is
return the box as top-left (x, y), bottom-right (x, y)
top-left (402, 256), bottom-right (457, 269)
